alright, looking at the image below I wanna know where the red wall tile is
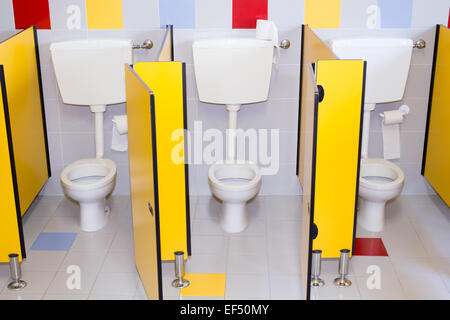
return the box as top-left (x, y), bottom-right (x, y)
top-left (12, 0), bottom-right (51, 30)
top-left (448, 8), bottom-right (450, 28)
top-left (233, 0), bottom-right (268, 29)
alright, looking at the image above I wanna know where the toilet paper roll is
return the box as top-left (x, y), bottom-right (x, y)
top-left (382, 110), bottom-right (404, 125)
top-left (256, 19), bottom-right (280, 70)
top-left (381, 110), bottom-right (403, 160)
top-left (111, 115), bottom-right (128, 152)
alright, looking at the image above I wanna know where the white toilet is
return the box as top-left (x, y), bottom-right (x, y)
top-left (208, 161), bottom-right (262, 233)
top-left (51, 39), bottom-right (132, 232)
top-left (331, 38), bottom-right (413, 232)
top-left (193, 38), bottom-right (273, 233)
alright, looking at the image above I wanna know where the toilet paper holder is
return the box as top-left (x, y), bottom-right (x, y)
top-left (379, 104), bottom-right (410, 120)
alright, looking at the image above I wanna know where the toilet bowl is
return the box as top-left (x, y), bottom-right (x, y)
top-left (61, 158), bottom-right (117, 232)
top-left (208, 161), bottom-right (262, 233)
top-left (358, 158), bottom-right (404, 232)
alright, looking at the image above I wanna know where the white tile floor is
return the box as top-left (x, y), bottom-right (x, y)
top-left (0, 194), bottom-right (448, 300)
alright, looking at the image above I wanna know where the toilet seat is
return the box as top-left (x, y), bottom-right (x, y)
top-left (208, 161), bottom-right (261, 192)
top-left (61, 158), bottom-right (117, 191)
top-left (360, 158), bottom-right (404, 191)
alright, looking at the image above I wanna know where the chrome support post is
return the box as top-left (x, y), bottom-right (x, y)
top-left (8, 253), bottom-right (27, 290)
top-left (334, 249), bottom-right (352, 287)
top-left (171, 251), bottom-right (190, 288)
top-left (311, 250), bottom-right (325, 287)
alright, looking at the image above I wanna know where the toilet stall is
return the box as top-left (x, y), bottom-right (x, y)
top-left (0, 27), bottom-right (51, 263)
top-left (297, 25), bottom-right (366, 299)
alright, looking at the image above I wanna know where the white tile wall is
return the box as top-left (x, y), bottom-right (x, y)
top-left (0, 1), bottom-right (443, 196)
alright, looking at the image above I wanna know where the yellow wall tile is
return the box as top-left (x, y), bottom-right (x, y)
top-left (304, 0), bottom-right (341, 29)
top-left (86, 0), bottom-right (123, 30)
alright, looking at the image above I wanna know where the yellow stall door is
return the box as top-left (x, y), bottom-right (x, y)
top-left (134, 62), bottom-right (190, 261)
top-left (313, 59), bottom-right (365, 258)
top-left (125, 65), bottom-right (162, 300)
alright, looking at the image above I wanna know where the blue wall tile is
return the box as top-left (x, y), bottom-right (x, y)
top-left (379, 0), bottom-right (413, 28)
top-left (159, 0), bottom-right (195, 29)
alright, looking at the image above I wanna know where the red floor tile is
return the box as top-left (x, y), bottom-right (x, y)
top-left (353, 238), bottom-right (388, 256)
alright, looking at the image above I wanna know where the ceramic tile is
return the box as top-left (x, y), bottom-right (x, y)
top-left (268, 253), bottom-right (302, 276)
top-left (58, 250), bottom-right (106, 273)
top-left (267, 233), bottom-right (301, 256)
top-left (109, 232), bottom-right (134, 253)
top-left (44, 216), bottom-right (81, 233)
top-left (48, 0), bottom-right (87, 30)
top-left (31, 232), bottom-right (77, 251)
top-left (399, 275), bottom-right (450, 300)
top-left (350, 256), bottom-right (396, 277)
top-left (309, 275), bottom-right (361, 300)
top-left (356, 273), bottom-right (406, 300)
top-left (267, 219), bottom-right (302, 238)
top-left (228, 236), bottom-right (266, 255)
top-left (225, 274), bottom-right (270, 299)
top-left (411, 0), bottom-right (449, 27)
top-left (430, 258), bottom-right (450, 292)
top-left (268, 0), bottom-right (305, 28)
top-left (159, 0), bottom-right (195, 29)
top-left (0, 271), bottom-right (55, 295)
top-left (227, 253), bottom-right (269, 275)
top-left (46, 270), bottom-right (98, 295)
top-left (69, 232), bottom-right (114, 253)
top-left (0, 1), bottom-right (15, 29)
top-left (21, 251), bottom-right (67, 272)
top-left (234, 218), bottom-right (266, 237)
top-left (191, 235), bottom-right (228, 255)
top-left (265, 195), bottom-right (302, 221)
top-left (269, 274), bottom-right (304, 300)
top-left (353, 238), bottom-right (388, 256)
top-left (195, 0), bottom-right (232, 29)
top-left (185, 254), bottom-right (227, 274)
top-left (122, 0), bottom-right (159, 29)
top-left (90, 273), bottom-right (139, 296)
top-left (192, 219), bottom-right (226, 236)
top-left (100, 251), bottom-right (137, 273)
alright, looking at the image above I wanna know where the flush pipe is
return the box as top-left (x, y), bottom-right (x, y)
top-left (90, 105), bottom-right (106, 159)
top-left (225, 104), bottom-right (241, 161)
top-left (361, 103), bottom-right (376, 159)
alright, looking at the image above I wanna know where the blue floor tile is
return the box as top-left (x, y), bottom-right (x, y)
top-left (31, 232), bottom-right (77, 251)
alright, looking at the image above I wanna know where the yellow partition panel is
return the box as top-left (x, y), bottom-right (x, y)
top-left (299, 63), bottom-right (320, 300)
top-left (422, 25), bottom-right (450, 205)
top-left (313, 60), bottom-right (365, 258)
top-left (125, 65), bottom-right (162, 300)
top-left (0, 66), bottom-right (23, 263)
top-left (158, 25), bottom-right (174, 62)
top-left (297, 25), bottom-right (336, 183)
top-left (0, 27), bottom-right (50, 217)
top-left (134, 62), bottom-right (190, 261)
